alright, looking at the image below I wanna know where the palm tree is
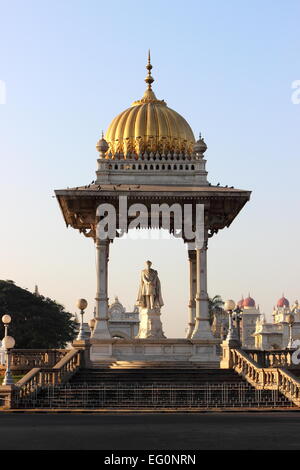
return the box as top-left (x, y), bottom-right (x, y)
top-left (208, 295), bottom-right (224, 325)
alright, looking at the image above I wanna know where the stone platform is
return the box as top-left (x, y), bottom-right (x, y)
top-left (89, 337), bottom-right (220, 367)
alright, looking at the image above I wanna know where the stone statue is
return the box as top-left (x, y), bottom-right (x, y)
top-left (136, 261), bottom-right (165, 339)
top-left (137, 260), bottom-right (164, 310)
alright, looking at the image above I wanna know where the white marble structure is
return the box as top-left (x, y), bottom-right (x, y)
top-left (84, 298), bottom-right (139, 340)
top-left (137, 308), bottom-right (166, 339)
top-left (56, 55), bottom-right (250, 366)
top-left (254, 296), bottom-right (300, 350)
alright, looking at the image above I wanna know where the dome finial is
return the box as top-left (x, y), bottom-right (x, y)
top-left (96, 130), bottom-right (109, 157)
top-left (145, 49), bottom-right (154, 90)
top-left (193, 132), bottom-right (207, 156)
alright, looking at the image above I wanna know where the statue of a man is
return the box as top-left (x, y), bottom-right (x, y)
top-left (137, 261), bottom-right (164, 310)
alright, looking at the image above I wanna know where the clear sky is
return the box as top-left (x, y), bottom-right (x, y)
top-left (1, 0), bottom-right (300, 337)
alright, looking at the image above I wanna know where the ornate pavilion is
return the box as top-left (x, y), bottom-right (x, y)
top-left (55, 53), bottom-right (251, 365)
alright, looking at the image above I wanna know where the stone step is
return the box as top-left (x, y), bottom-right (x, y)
top-left (91, 361), bottom-right (220, 369)
top-left (71, 368), bottom-right (238, 374)
top-left (71, 378), bottom-right (242, 381)
top-left (69, 368), bottom-right (246, 385)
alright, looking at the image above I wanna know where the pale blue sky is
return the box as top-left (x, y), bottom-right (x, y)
top-left (1, 0), bottom-right (300, 336)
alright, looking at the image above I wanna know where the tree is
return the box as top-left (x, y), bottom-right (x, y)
top-left (0, 280), bottom-right (77, 348)
top-left (208, 295), bottom-right (224, 325)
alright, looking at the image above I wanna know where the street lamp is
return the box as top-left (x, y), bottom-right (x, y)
top-left (2, 315), bottom-right (15, 385)
top-left (2, 314), bottom-right (11, 337)
top-left (76, 299), bottom-right (88, 340)
top-left (224, 300), bottom-right (239, 342)
top-left (233, 306), bottom-right (243, 342)
top-left (286, 314), bottom-right (295, 349)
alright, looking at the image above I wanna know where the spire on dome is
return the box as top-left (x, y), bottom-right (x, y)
top-left (145, 50), bottom-right (154, 90)
top-left (104, 54), bottom-right (195, 156)
top-left (141, 50), bottom-right (158, 102)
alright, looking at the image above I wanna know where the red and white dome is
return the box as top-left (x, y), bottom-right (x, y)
top-left (277, 296), bottom-right (289, 308)
top-left (243, 296), bottom-right (256, 308)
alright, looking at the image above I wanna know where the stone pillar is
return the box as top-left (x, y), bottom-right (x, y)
top-left (72, 340), bottom-right (92, 367)
top-left (92, 238), bottom-right (111, 339)
top-left (191, 240), bottom-right (214, 339)
top-left (186, 248), bottom-right (196, 338)
top-left (0, 385), bottom-right (16, 409)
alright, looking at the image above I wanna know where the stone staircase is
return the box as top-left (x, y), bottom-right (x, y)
top-left (13, 364), bottom-right (294, 409)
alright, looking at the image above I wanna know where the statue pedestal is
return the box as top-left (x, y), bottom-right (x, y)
top-left (136, 308), bottom-right (166, 339)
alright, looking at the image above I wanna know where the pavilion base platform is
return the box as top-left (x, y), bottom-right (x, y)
top-left (89, 338), bottom-right (220, 368)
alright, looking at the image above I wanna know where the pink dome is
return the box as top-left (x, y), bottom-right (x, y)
top-left (237, 298), bottom-right (244, 308)
top-left (243, 296), bottom-right (255, 308)
top-left (277, 296), bottom-right (289, 308)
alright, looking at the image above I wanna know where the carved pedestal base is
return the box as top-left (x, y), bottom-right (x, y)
top-left (136, 308), bottom-right (166, 339)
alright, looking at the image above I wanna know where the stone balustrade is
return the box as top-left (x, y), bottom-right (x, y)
top-left (229, 347), bottom-right (300, 406)
top-left (245, 349), bottom-right (295, 368)
top-left (277, 368), bottom-right (300, 406)
top-left (52, 348), bottom-right (83, 384)
top-left (0, 349), bottom-right (68, 372)
top-left (13, 349), bottom-right (83, 402)
top-left (15, 368), bottom-right (55, 398)
top-left (102, 159), bottom-right (198, 172)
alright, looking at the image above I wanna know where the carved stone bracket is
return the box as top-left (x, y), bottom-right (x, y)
top-left (80, 224), bottom-right (96, 240)
top-left (208, 228), bottom-right (219, 238)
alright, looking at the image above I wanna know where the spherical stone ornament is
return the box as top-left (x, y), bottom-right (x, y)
top-left (2, 335), bottom-right (15, 349)
top-left (96, 136), bottom-right (109, 154)
top-left (193, 135), bottom-right (207, 155)
top-left (2, 314), bottom-right (11, 324)
top-left (286, 314), bottom-right (295, 325)
top-left (224, 299), bottom-right (236, 311)
top-left (77, 298), bottom-right (88, 311)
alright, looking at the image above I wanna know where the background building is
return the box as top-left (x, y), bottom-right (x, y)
top-left (254, 296), bottom-right (300, 350)
top-left (211, 294), bottom-right (300, 350)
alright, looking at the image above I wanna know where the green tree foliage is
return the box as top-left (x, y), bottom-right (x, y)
top-left (208, 295), bottom-right (224, 325)
top-left (0, 280), bottom-right (77, 348)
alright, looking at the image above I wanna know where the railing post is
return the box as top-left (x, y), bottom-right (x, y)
top-left (220, 339), bottom-right (239, 369)
top-left (0, 385), bottom-right (16, 409)
top-left (72, 340), bottom-right (91, 368)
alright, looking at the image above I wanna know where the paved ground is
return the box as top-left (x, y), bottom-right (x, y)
top-left (0, 412), bottom-right (299, 450)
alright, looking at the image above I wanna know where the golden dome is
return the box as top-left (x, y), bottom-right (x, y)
top-left (105, 53), bottom-right (195, 156)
